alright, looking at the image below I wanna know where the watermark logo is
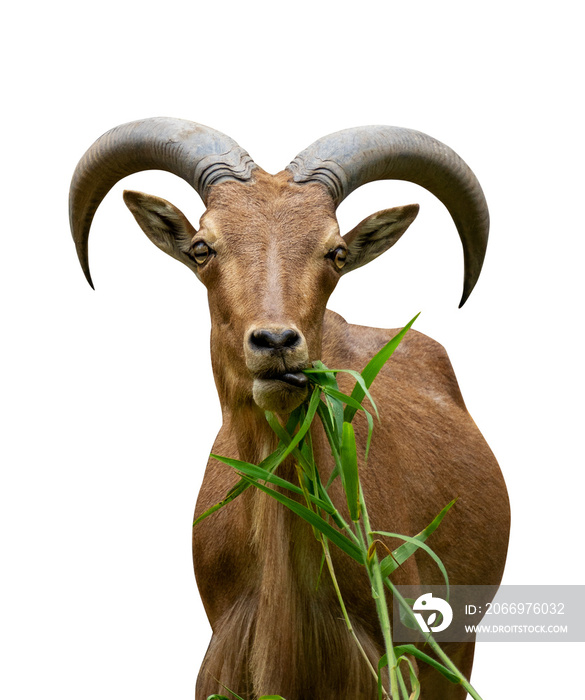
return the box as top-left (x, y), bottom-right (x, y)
top-left (394, 585), bottom-right (585, 642)
top-left (412, 593), bottom-right (453, 633)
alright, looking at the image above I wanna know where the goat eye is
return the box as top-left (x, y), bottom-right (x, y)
top-left (192, 241), bottom-right (212, 265)
top-left (327, 246), bottom-right (347, 270)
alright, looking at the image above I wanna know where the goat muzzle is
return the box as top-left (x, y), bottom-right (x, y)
top-left (245, 325), bottom-right (310, 412)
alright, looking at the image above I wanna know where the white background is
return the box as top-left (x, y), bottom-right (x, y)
top-left (1, 1), bottom-right (583, 698)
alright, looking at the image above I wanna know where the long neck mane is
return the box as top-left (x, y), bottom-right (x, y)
top-left (217, 404), bottom-right (378, 697)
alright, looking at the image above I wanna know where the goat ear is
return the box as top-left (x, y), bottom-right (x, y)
top-left (123, 190), bottom-right (197, 263)
top-left (340, 204), bottom-right (419, 275)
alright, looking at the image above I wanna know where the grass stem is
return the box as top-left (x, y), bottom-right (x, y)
top-left (320, 536), bottom-right (388, 697)
top-left (357, 493), bottom-right (403, 700)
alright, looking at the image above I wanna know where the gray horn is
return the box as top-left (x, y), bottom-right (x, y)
top-left (69, 117), bottom-right (256, 288)
top-left (286, 126), bottom-right (489, 306)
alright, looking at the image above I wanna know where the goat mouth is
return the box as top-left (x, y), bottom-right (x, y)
top-left (254, 365), bottom-right (309, 388)
top-left (251, 370), bottom-right (309, 412)
top-left (265, 371), bottom-right (308, 389)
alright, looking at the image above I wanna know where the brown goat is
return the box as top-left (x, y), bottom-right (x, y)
top-left (69, 119), bottom-right (510, 699)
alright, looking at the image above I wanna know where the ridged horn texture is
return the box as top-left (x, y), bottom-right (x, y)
top-left (69, 117), bottom-right (256, 288)
top-left (286, 126), bottom-right (489, 306)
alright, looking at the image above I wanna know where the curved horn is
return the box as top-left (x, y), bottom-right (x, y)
top-left (69, 117), bottom-right (256, 287)
top-left (286, 126), bottom-right (489, 306)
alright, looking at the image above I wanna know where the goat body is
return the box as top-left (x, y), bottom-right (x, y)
top-left (69, 120), bottom-right (510, 699)
top-left (193, 311), bottom-right (509, 699)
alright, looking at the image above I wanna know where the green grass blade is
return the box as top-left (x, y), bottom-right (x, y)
top-left (323, 386), bottom-right (369, 415)
top-left (344, 313), bottom-right (419, 423)
top-left (192, 444), bottom-right (290, 527)
top-left (304, 365), bottom-right (345, 441)
top-left (192, 479), bottom-right (249, 527)
top-left (397, 596), bottom-right (419, 631)
top-left (397, 655), bottom-right (421, 700)
top-left (197, 390), bottom-right (319, 526)
top-left (265, 404), bottom-right (308, 452)
top-left (393, 645), bottom-right (460, 685)
top-left (258, 443), bottom-right (289, 473)
top-left (211, 454), bottom-right (335, 514)
top-left (316, 399), bottom-right (341, 457)
top-left (303, 360), bottom-right (338, 389)
top-left (340, 422), bottom-right (360, 521)
top-left (265, 410), bottom-right (295, 446)
top-left (194, 500), bottom-right (229, 527)
top-left (322, 386), bottom-right (374, 461)
top-left (207, 682), bottom-right (247, 700)
top-left (270, 386), bottom-right (321, 463)
top-left (241, 476), bottom-right (364, 564)
top-left (336, 369), bottom-right (379, 420)
top-left (265, 411), bottom-right (315, 476)
top-left (379, 499), bottom-right (456, 577)
top-left (377, 654), bottom-right (387, 700)
top-left (305, 367), bottom-right (379, 419)
top-left (372, 529), bottom-right (450, 598)
top-left (360, 312), bottom-right (420, 387)
top-left (299, 428), bottom-right (317, 485)
top-left (324, 392), bottom-right (344, 442)
top-left (316, 400), bottom-right (344, 490)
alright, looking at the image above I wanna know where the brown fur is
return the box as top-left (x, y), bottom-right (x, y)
top-left (124, 169), bottom-right (510, 699)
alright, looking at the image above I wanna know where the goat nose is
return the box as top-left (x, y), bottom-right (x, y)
top-left (249, 328), bottom-right (300, 351)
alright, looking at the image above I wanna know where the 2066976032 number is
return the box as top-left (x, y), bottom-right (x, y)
top-left (485, 602), bottom-right (565, 615)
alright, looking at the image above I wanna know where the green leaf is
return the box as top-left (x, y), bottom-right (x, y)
top-left (316, 400), bottom-right (344, 491)
top-left (397, 597), bottom-right (419, 631)
top-left (372, 529), bottom-right (450, 599)
top-left (378, 652), bottom-right (422, 699)
top-left (304, 367), bottom-right (379, 420)
top-left (303, 364), bottom-right (344, 443)
top-left (192, 443), bottom-right (289, 527)
top-left (379, 499), bottom-right (456, 578)
top-left (194, 402), bottom-right (321, 529)
top-left (265, 411), bottom-right (315, 477)
top-left (303, 360), bottom-right (339, 390)
top-left (336, 369), bottom-right (379, 420)
top-left (397, 655), bottom-right (421, 700)
top-left (377, 653), bottom-right (387, 700)
top-left (323, 386), bottom-right (369, 416)
top-left (207, 682), bottom-right (247, 700)
top-left (340, 422), bottom-right (360, 521)
top-left (344, 313), bottom-right (419, 424)
top-left (323, 386), bottom-right (374, 461)
top-left (192, 478), bottom-right (248, 527)
top-left (240, 476), bottom-right (364, 564)
top-left (299, 429), bottom-right (318, 483)
top-left (316, 400), bottom-right (339, 456)
top-left (265, 410), bottom-right (295, 445)
top-left (392, 645), bottom-right (460, 685)
top-left (325, 392), bottom-right (345, 444)
top-left (267, 386), bottom-right (321, 464)
top-left (209, 454), bottom-right (334, 514)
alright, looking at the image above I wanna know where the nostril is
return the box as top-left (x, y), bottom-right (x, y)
top-left (250, 328), bottom-right (300, 350)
